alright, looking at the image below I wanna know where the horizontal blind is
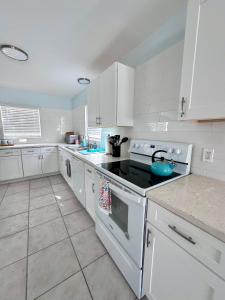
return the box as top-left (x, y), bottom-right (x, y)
top-left (0, 105), bottom-right (41, 137)
top-left (87, 127), bottom-right (102, 142)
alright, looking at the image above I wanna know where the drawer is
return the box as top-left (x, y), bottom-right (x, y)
top-left (148, 200), bottom-right (225, 280)
top-left (85, 164), bottom-right (95, 179)
top-left (41, 147), bottom-right (57, 154)
top-left (0, 149), bottom-right (21, 156)
top-left (22, 147), bottom-right (41, 155)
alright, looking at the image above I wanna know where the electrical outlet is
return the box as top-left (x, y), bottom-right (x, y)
top-left (202, 148), bottom-right (214, 163)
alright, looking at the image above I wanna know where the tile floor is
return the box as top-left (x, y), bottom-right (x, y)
top-left (0, 175), bottom-right (137, 300)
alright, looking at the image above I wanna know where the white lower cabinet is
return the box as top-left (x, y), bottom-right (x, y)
top-left (71, 156), bottom-right (85, 207)
top-left (0, 154), bottom-right (23, 181)
top-left (22, 154), bottom-right (42, 177)
top-left (41, 147), bottom-right (59, 174)
top-left (22, 147), bottom-right (58, 177)
top-left (84, 164), bottom-right (96, 221)
top-left (143, 202), bottom-right (225, 300)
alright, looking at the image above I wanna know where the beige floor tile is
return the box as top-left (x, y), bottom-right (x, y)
top-left (64, 210), bottom-right (94, 236)
top-left (71, 227), bottom-right (106, 268)
top-left (29, 204), bottom-right (61, 227)
top-left (30, 177), bottom-right (51, 189)
top-left (0, 199), bottom-right (29, 220)
top-left (30, 194), bottom-right (56, 210)
top-left (0, 212), bottom-right (28, 238)
top-left (54, 188), bottom-right (75, 202)
top-left (36, 272), bottom-right (91, 300)
top-left (2, 190), bottom-right (29, 203)
top-left (0, 258), bottom-right (26, 300)
top-left (30, 186), bottom-right (53, 199)
top-left (29, 218), bottom-right (68, 254)
top-left (0, 230), bottom-right (27, 269)
top-left (27, 239), bottom-right (80, 300)
top-left (49, 175), bottom-right (64, 185)
top-left (57, 197), bottom-right (82, 216)
top-left (52, 182), bottom-right (69, 193)
top-left (6, 181), bottom-right (29, 196)
top-left (83, 254), bottom-right (135, 300)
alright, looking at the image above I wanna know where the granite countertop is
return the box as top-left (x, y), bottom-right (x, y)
top-left (147, 174), bottom-right (225, 243)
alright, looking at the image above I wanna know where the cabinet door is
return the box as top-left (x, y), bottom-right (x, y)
top-left (71, 157), bottom-right (85, 207)
top-left (85, 173), bottom-right (95, 221)
top-left (22, 154), bottom-right (42, 177)
top-left (42, 152), bottom-right (59, 174)
top-left (87, 77), bottom-right (100, 127)
top-left (99, 63), bottom-right (117, 127)
top-left (0, 156), bottom-right (23, 181)
top-left (180, 0), bottom-right (225, 120)
top-left (143, 224), bottom-right (225, 300)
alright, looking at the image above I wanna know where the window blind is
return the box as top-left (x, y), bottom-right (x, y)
top-left (87, 127), bottom-right (102, 142)
top-left (0, 105), bottom-right (41, 138)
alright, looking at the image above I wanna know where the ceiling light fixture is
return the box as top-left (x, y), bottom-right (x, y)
top-left (0, 44), bottom-right (29, 61)
top-left (77, 77), bottom-right (90, 85)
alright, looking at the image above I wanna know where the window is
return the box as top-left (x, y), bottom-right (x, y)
top-left (87, 127), bottom-right (102, 143)
top-left (0, 105), bottom-right (41, 138)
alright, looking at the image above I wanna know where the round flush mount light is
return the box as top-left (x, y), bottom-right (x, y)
top-left (77, 77), bottom-right (90, 85)
top-left (0, 44), bottom-right (29, 61)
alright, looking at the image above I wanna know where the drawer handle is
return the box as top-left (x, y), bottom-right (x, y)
top-left (92, 183), bottom-right (95, 193)
top-left (87, 169), bottom-right (92, 174)
top-left (168, 225), bottom-right (196, 245)
top-left (146, 229), bottom-right (151, 247)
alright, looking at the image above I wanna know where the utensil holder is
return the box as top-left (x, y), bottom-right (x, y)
top-left (112, 145), bottom-right (121, 157)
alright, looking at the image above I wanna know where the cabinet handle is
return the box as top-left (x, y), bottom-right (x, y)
top-left (146, 229), bottom-right (151, 247)
top-left (180, 97), bottom-right (186, 117)
top-left (87, 169), bottom-right (92, 174)
top-left (92, 183), bottom-right (95, 193)
top-left (96, 117), bottom-right (100, 125)
top-left (168, 225), bottom-right (196, 245)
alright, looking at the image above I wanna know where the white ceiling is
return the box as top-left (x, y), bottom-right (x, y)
top-left (0, 0), bottom-right (186, 98)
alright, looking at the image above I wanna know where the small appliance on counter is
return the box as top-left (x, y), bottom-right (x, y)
top-left (0, 139), bottom-right (14, 146)
top-left (65, 132), bottom-right (79, 144)
top-left (108, 135), bottom-right (128, 157)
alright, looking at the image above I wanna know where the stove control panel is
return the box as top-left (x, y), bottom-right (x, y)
top-left (129, 139), bottom-right (192, 165)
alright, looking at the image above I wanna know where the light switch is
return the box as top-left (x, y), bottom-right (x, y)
top-left (202, 148), bottom-right (214, 163)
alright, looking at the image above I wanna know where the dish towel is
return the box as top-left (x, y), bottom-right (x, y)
top-left (99, 178), bottom-right (112, 215)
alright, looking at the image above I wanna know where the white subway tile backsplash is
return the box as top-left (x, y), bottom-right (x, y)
top-left (130, 40), bottom-right (225, 181)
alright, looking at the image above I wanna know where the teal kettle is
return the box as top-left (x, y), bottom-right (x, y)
top-left (151, 150), bottom-right (176, 177)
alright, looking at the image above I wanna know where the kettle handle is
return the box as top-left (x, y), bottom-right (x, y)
top-left (152, 150), bottom-right (167, 163)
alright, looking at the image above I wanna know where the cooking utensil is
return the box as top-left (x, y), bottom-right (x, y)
top-left (119, 137), bottom-right (128, 145)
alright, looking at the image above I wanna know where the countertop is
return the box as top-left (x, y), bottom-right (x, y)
top-left (0, 143), bottom-right (127, 167)
top-left (58, 145), bottom-right (128, 167)
top-left (147, 174), bottom-right (225, 243)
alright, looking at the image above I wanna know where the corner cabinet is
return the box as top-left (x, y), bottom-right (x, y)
top-left (87, 62), bottom-right (134, 127)
top-left (179, 0), bottom-right (225, 120)
top-left (143, 201), bottom-right (225, 300)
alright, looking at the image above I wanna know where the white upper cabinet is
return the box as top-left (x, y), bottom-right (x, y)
top-left (87, 62), bottom-right (134, 127)
top-left (179, 0), bottom-right (225, 120)
top-left (87, 77), bottom-right (100, 127)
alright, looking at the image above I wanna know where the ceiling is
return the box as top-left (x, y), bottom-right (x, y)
top-left (0, 0), bottom-right (186, 98)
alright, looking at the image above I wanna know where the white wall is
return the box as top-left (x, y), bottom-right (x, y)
top-left (130, 41), bottom-right (225, 181)
top-left (0, 106), bottom-right (73, 144)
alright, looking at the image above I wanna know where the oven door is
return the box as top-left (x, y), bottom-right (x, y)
top-left (96, 172), bottom-right (146, 268)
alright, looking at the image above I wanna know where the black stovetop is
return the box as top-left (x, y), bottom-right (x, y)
top-left (100, 159), bottom-right (180, 189)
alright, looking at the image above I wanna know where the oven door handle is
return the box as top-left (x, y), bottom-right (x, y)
top-left (108, 183), bottom-right (143, 205)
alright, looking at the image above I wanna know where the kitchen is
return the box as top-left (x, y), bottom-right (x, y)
top-left (0, 1), bottom-right (225, 300)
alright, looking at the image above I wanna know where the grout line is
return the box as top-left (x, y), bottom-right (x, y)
top-left (29, 201), bottom-right (57, 213)
top-left (0, 209), bottom-right (29, 222)
top-left (0, 227), bottom-right (28, 241)
top-left (33, 269), bottom-right (82, 300)
top-left (25, 179), bottom-right (31, 300)
top-left (0, 183), bottom-right (10, 206)
top-left (49, 178), bottom-right (94, 300)
top-left (82, 252), bottom-right (107, 270)
top-left (0, 255), bottom-right (27, 272)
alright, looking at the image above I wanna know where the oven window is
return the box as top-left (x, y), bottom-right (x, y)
top-left (109, 192), bottom-right (128, 233)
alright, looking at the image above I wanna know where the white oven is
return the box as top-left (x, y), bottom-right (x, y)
top-left (95, 171), bottom-right (146, 268)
